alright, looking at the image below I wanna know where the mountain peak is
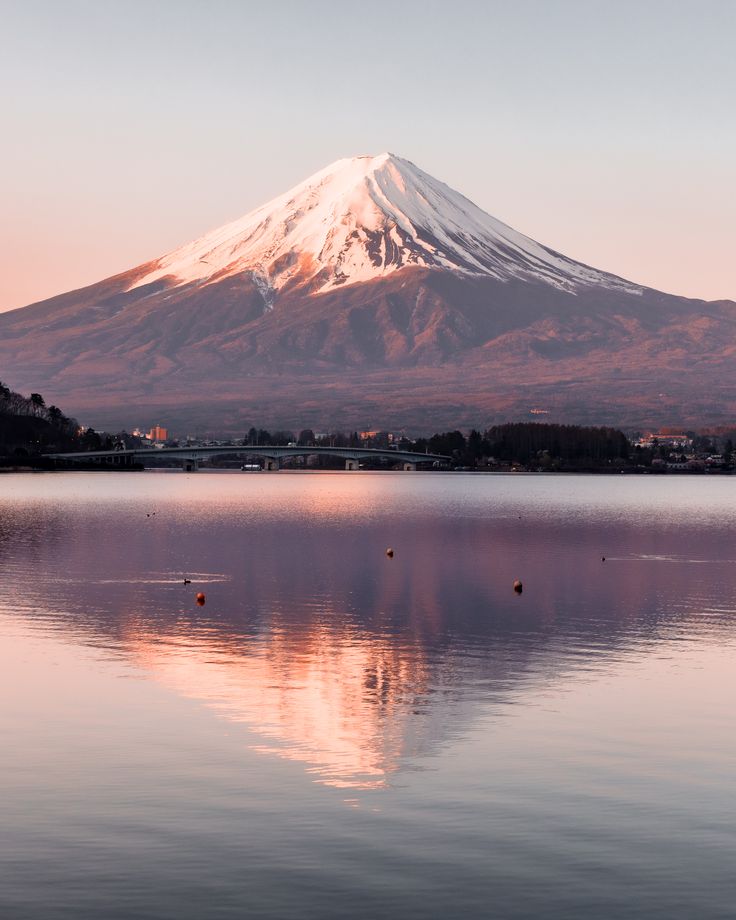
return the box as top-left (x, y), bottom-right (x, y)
top-left (324, 151), bottom-right (402, 170)
top-left (127, 154), bottom-right (641, 298)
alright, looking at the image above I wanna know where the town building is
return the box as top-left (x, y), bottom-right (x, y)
top-left (147, 425), bottom-right (168, 442)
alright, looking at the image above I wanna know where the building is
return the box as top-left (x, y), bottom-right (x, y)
top-left (147, 425), bottom-right (168, 442)
top-left (635, 432), bottom-right (692, 450)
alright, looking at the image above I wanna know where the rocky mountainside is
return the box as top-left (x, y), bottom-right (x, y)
top-left (1, 153), bottom-right (734, 433)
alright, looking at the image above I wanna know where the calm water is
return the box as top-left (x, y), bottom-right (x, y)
top-left (1, 472), bottom-right (735, 919)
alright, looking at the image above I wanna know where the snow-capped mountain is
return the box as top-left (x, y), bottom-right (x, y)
top-left (0, 153), bottom-right (734, 433)
top-left (129, 153), bottom-right (640, 298)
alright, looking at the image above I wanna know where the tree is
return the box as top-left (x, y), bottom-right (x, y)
top-left (485, 423), bottom-right (629, 466)
top-left (693, 435), bottom-right (715, 455)
top-left (29, 393), bottom-right (46, 417)
top-left (466, 429), bottom-right (489, 464)
top-left (80, 427), bottom-right (102, 451)
top-left (367, 431), bottom-right (390, 450)
top-left (428, 430), bottom-right (466, 457)
top-left (724, 439), bottom-right (734, 467)
top-left (297, 429), bottom-right (315, 446)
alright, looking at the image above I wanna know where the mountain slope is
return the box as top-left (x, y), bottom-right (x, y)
top-left (1, 153), bottom-right (734, 432)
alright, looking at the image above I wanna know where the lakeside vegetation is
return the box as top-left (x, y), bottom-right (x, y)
top-left (2, 380), bottom-right (734, 472)
top-left (0, 381), bottom-right (110, 468)
top-left (231, 424), bottom-right (728, 472)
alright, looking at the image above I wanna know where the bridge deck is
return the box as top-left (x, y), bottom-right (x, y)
top-left (46, 445), bottom-right (451, 466)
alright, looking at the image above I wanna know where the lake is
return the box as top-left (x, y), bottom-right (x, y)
top-left (1, 471), bottom-right (735, 919)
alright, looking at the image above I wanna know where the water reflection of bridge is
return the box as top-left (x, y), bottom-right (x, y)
top-left (46, 444), bottom-right (451, 471)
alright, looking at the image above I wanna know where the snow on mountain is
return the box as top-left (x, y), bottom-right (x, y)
top-left (128, 153), bottom-right (642, 298)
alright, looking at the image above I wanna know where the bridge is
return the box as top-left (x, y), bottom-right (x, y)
top-left (45, 444), bottom-right (452, 472)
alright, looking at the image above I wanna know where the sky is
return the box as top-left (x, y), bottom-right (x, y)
top-left (1, 0), bottom-right (734, 311)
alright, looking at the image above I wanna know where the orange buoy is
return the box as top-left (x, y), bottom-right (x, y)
top-left (386, 548), bottom-right (394, 558)
top-left (513, 579), bottom-right (523, 594)
top-left (195, 592), bottom-right (206, 606)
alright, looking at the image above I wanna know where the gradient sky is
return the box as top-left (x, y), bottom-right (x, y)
top-left (1, 0), bottom-right (734, 312)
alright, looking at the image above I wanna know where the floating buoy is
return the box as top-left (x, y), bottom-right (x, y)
top-left (602, 556), bottom-right (606, 562)
top-left (386, 548), bottom-right (394, 558)
top-left (513, 579), bottom-right (523, 594)
top-left (195, 592), bottom-right (206, 606)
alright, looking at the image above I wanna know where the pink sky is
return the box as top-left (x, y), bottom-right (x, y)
top-left (1, 1), bottom-right (733, 311)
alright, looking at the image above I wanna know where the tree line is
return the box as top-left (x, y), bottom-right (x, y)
top-left (238, 422), bottom-right (631, 468)
top-left (0, 381), bottom-right (108, 458)
top-left (0, 378), bottom-right (639, 471)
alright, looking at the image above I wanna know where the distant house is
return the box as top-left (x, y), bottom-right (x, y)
top-left (147, 425), bottom-right (168, 442)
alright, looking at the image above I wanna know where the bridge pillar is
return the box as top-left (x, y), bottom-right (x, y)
top-left (345, 459), bottom-right (359, 471)
top-left (403, 462), bottom-right (417, 471)
top-left (183, 458), bottom-right (199, 472)
top-left (265, 458), bottom-right (280, 471)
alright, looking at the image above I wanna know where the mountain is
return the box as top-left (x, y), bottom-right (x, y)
top-left (1, 153), bottom-right (734, 433)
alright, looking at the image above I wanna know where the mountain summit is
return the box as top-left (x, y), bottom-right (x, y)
top-left (0, 154), bottom-right (733, 432)
top-left (129, 153), bottom-right (639, 298)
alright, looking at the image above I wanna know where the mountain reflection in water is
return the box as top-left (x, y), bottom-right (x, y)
top-left (1, 472), bottom-right (735, 792)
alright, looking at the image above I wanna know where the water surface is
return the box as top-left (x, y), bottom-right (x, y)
top-left (1, 472), bottom-right (735, 919)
